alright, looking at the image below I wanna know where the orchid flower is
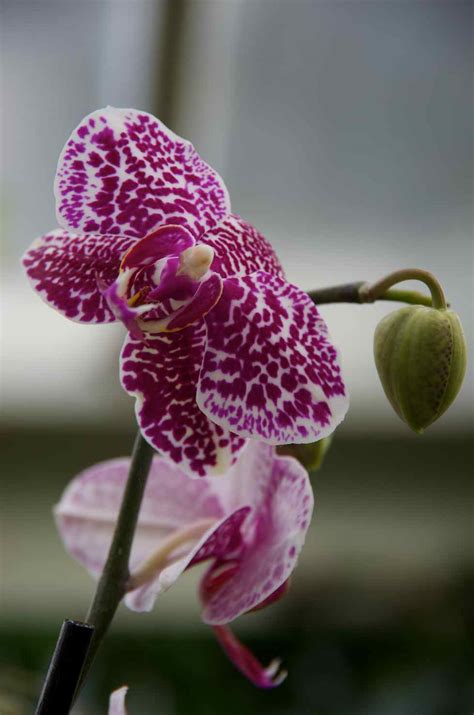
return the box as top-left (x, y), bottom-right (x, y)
top-left (55, 441), bottom-right (313, 688)
top-left (23, 107), bottom-right (348, 475)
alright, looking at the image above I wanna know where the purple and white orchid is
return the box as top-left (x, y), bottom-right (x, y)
top-left (55, 441), bottom-right (313, 688)
top-left (23, 107), bottom-right (348, 476)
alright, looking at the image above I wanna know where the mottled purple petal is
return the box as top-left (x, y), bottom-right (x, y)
top-left (120, 323), bottom-right (246, 476)
top-left (198, 271), bottom-right (349, 444)
top-left (212, 625), bottom-right (287, 688)
top-left (203, 214), bottom-right (284, 280)
top-left (55, 107), bottom-right (230, 239)
top-left (120, 224), bottom-right (195, 270)
top-left (108, 687), bottom-right (129, 715)
top-left (22, 229), bottom-right (136, 323)
top-left (202, 453), bottom-right (313, 624)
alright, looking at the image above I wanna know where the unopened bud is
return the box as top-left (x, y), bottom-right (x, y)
top-left (277, 437), bottom-right (332, 471)
top-left (374, 306), bottom-right (467, 433)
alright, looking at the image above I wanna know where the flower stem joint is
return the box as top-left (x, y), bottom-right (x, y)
top-left (374, 305), bottom-right (467, 433)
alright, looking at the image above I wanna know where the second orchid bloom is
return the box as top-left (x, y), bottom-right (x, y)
top-left (56, 441), bottom-right (313, 687)
top-left (23, 107), bottom-right (348, 476)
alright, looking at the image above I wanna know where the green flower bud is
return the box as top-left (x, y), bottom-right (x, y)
top-left (374, 305), bottom-right (467, 433)
top-left (277, 436), bottom-right (332, 471)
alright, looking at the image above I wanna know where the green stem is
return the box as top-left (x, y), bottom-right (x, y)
top-left (308, 270), bottom-right (447, 309)
top-left (75, 432), bottom-right (154, 697)
top-left (359, 268), bottom-right (447, 309)
top-left (374, 288), bottom-right (433, 307)
top-left (308, 282), bottom-right (433, 307)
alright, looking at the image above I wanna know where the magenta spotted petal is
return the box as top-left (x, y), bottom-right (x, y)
top-left (55, 442), bottom-right (313, 688)
top-left (120, 323), bottom-right (246, 476)
top-left (198, 270), bottom-right (349, 444)
top-left (22, 229), bottom-right (136, 323)
top-left (203, 214), bottom-right (284, 280)
top-left (55, 107), bottom-right (230, 239)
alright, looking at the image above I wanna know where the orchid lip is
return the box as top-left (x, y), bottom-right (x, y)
top-left (127, 518), bottom-right (218, 591)
top-left (137, 272), bottom-right (223, 335)
top-left (105, 231), bottom-right (221, 336)
top-left (127, 289), bottom-right (146, 307)
top-left (119, 224), bottom-right (195, 272)
top-left (200, 561), bottom-right (241, 602)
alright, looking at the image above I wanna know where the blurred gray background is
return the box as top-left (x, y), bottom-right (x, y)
top-left (1, 2), bottom-right (473, 714)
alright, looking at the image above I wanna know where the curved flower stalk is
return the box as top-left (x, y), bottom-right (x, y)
top-left (22, 107), bottom-right (348, 475)
top-left (55, 441), bottom-right (313, 688)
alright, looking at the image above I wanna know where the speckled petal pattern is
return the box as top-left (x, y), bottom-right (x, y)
top-left (202, 453), bottom-right (313, 624)
top-left (55, 107), bottom-right (230, 239)
top-left (120, 323), bottom-right (246, 476)
top-left (204, 214), bottom-right (284, 280)
top-left (22, 229), bottom-right (136, 323)
top-left (198, 270), bottom-right (349, 444)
